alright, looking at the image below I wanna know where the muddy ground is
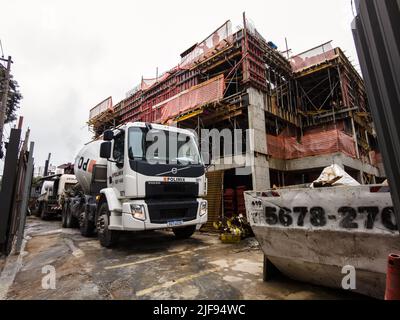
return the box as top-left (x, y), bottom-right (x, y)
top-left (0, 217), bottom-right (366, 300)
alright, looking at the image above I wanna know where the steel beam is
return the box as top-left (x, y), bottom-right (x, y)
top-left (352, 0), bottom-right (400, 231)
top-left (0, 128), bottom-right (21, 254)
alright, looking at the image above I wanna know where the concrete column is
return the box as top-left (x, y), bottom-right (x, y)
top-left (358, 171), bottom-right (365, 184)
top-left (252, 155), bottom-right (271, 190)
top-left (351, 117), bottom-right (360, 159)
top-left (247, 88), bottom-right (271, 190)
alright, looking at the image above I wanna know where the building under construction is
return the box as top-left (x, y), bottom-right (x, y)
top-left (87, 15), bottom-right (384, 229)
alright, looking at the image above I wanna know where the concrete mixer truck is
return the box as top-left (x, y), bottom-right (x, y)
top-left (62, 122), bottom-right (208, 248)
top-left (35, 174), bottom-right (78, 220)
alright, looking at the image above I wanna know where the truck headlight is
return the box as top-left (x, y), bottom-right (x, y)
top-left (130, 204), bottom-right (146, 221)
top-left (200, 201), bottom-right (208, 217)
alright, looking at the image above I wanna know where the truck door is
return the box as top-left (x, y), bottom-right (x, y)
top-left (109, 131), bottom-right (126, 196)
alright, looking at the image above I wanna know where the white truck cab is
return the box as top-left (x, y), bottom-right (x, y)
top-left (74, 122), bottom-right (208, 247)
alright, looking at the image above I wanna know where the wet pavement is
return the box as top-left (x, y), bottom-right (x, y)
top-left (0, 217), bottom-right (365, 300)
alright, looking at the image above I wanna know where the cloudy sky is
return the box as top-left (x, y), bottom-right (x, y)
top-left (0, 0), bottom-right (358, 171)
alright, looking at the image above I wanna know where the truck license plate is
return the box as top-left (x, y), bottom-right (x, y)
top-left (168, 220), bottom-right (184, 227)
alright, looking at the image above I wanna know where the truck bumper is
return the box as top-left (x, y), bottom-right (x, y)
top-left (109, 198), bottom-right (208, 231)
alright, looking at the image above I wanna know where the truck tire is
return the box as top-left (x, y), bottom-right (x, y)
top-left (40, 204), bottom-right (50, 221)
top-left (32, 202), bottom-right (40, 217)
top-left (61, 203), bottom-right (68, 228)
top-left (65, 203), bottom-right (78, 228)
top-left (34, 202), bottom-right (42, 217)
top-left (97, 202), bottom-right (119, 248)
top-left (173, 225), bottom-right (196, 239)
top-left (79, 211), bottom-right (95, 237)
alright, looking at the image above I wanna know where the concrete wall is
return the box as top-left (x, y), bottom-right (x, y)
top-left (269, 152), bottom-right (382, 179)
top-left (247, 88), bottom-right (271, 190)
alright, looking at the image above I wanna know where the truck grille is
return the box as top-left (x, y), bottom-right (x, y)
top-left (145, 182), bottom-right (199, 199)
top-left (160, 208), bottom-right (187, 221)
top-left (146, 199), bottom-right (198, 224)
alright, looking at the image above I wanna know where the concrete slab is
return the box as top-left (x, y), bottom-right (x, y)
top-left (0, 217), bottom-right (368, 300)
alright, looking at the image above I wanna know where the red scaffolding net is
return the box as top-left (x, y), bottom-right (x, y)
top-left (89, 97), bottom-right (113, 122)
top-left (267, 126), bottom-right (357, 160)
top-left (290, 42), bottom-right (337, 73)
top-left (369, 150), bottom-right (383, 167)
top-left (156, 75), bottom-right (225, 124)
top-left (180, 21), bottom-right (233, 69)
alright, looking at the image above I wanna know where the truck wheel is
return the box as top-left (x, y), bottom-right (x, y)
top-left (34, 203), bottom-right (42, 217)
top-left (40, 205), bottom-right (50, 221)
top-left (32, 202), bottom-right (40, 217)
top-left (65, 204), bottom-right (78, 228)
top-left (97, 202), bottom-right (119, 248)
top-left (79, 211), bottom-right (95, 237)
top-left (173, 225), bottom-right (196, 239)
top-left (61, 204), bottom-right (68, 228)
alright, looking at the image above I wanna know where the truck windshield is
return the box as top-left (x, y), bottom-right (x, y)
top-left (128, 127), bottom-right (202, 165)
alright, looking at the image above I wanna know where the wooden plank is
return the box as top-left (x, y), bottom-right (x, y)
top-left (202, 170), bottom-right (223, 232)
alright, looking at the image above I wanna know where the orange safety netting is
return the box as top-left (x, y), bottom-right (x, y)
top-left (290, 42), bottom-right (337, 73)
top-left (89, 97), bottom-right (113, 121)
top-left (267, 128), bottom-right (357, 160)
top-left (369, 151), bottom-right (383, 167)
top-left (141, 72), bottom-right (175, 91)
top-left (180, 21), bottom-right (233, 69)
top-left (156, 75), bottom-right (225, 124)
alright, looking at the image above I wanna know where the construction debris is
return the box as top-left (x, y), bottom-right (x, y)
top-left (312, 164), bottom-right (361, 188)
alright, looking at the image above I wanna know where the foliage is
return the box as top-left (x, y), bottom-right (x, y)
top-left (213, 214), bottom-right (253, 239)
top-left (0, 66), bottom-right (22, 124)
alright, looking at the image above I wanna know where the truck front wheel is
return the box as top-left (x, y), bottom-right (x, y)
top-left (97, 202), bottom-right (119, 248)
top-left (79, 211), bottom-right (95, 237)
top-left (173, 225), bottom-right (196, 239)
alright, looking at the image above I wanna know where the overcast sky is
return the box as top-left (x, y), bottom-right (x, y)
top-left (0, 0), bottom-right (358, 171)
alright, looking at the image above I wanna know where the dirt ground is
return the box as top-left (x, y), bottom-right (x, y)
top-left (0, 217), bottom-right (366, 300)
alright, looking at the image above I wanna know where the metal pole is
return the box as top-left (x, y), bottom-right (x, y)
top-left (43, 152), bottom-right (51, 177)
top-left (351, 116), bottom-right (360, 159)
top-left (0, 56), bottom-right (12, 159)
top-left (242, 12), bottom-right (250, 83)
top-left (285, 38), bottom-right (290, 59)
top-left (0, 128), bottom-right (21, 254)
top-left (15, 141), bottom-right (34, 254)
top-left (352, 0), bottom-right (400, 231)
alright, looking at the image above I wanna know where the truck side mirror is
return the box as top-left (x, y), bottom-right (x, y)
top-left (103, 130), bottom-right (114, 141)
top-left (100, 142), bottom-right (112, 159)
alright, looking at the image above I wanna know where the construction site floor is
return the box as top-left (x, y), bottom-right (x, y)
top-left (0, 217), bottom-right (367, 300)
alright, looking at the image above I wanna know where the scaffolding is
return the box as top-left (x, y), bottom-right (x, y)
top-left (87, 14), bottom-right (382, 177)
